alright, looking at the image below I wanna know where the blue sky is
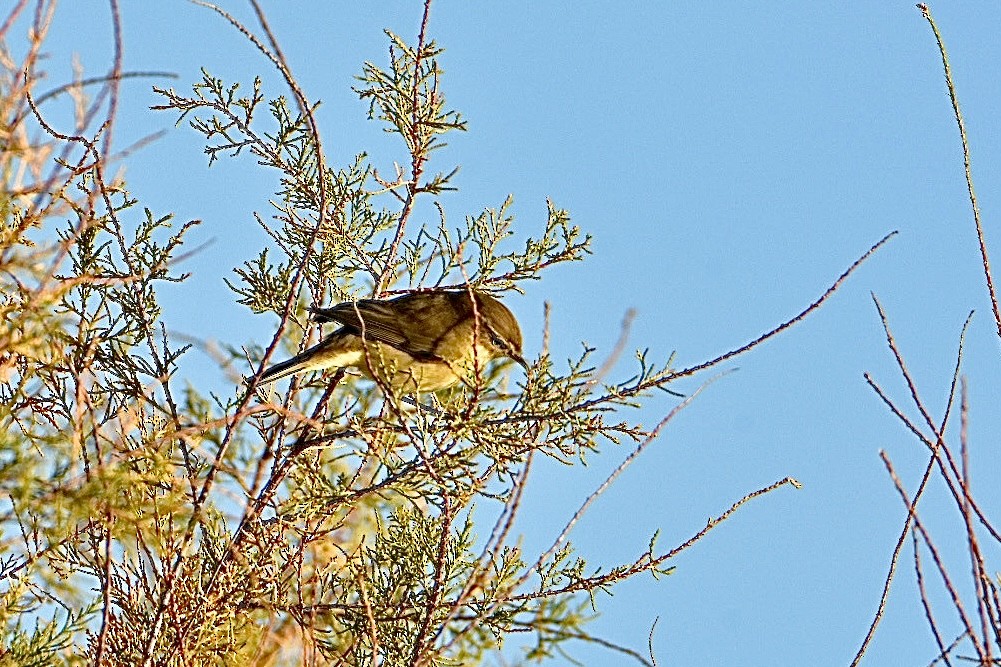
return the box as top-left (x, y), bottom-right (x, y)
top-left (27, 2), bottom-right (1001, 664)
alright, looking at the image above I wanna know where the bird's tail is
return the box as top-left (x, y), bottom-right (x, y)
top-left (256, 348), bottom-right (317, 384)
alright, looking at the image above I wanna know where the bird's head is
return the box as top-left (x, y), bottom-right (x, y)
top-left (474, 292), bottom-right (527, 370)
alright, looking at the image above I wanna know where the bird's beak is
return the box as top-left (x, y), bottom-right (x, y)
top-left (509, 352), bottom-right (529, 370)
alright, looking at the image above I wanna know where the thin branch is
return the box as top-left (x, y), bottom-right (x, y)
top-left (918, 4), bottom-right (1001, 342)
top-left (879, 451), bottom-right (985, 662)
top-left (926, 633), bottom-right (969, 667)
top-left (868, 300), bottom-right (1001, 544)
top-left (375, 0), bottom-right (435, 293)
top-left (853, 313), bottom-right (976, 667)
top-left (957, 380), bottom-right (994, 663)
top-left (671, 231), bottom-right (896, 381)
top-left (524, 372), bottom-right (727, 589)
top-left (913, 529), bottom-right (954, 667)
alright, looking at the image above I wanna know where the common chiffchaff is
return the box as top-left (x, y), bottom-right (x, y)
top-left (257, 289), bottom-right (526, 393)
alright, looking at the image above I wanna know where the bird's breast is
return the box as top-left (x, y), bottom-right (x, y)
top-left (352, 337), bottom-right (460, 392)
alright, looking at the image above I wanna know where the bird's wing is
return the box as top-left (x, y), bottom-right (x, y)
top-left (310, 293), bottom-right (465, 359)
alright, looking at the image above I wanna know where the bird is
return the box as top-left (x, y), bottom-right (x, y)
top-left (255, 289), bottom-right (527, 394)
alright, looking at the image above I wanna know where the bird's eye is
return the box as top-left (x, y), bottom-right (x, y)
top-left (490, 335), bottom-right (506, 350)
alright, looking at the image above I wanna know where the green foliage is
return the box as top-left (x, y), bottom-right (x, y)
top-left (356, 30), bottom-right (466, 168)
top-left (0, 4), bottom-right (803, 666)
top-left (0, 597), bottom-right (96, 667)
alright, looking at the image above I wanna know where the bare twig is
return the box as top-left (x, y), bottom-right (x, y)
top-left (918, 4), bottom-right (1001, 342)
top-left (672, 231), bottom-right (897, 381)
top-left (879, 451), bottom-right (985, 662)
top-left (913, 529), bottom-right (953, 667)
